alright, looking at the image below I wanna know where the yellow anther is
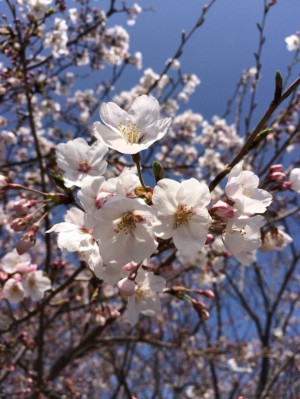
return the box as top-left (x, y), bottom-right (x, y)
top-left (118, 121), bottom-right (141, 144)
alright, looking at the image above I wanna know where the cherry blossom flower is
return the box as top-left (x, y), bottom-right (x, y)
top-left (78, 169), bottom-right (140, 214)
top-left (223, 214), bottom-right (265, 265)
top-left (2, 275), bottom-right (25, 303)
top-left (289, 168), bottom-right (300, 193)
top-left (47, 208), bottom-right (103, 278)
top-left (27, 0), bottom-right (52, 18)
top-left (260, 228), bottom-right (293, 252)
top-left (44, 18), bottom-right (69, 58)
top-left (93, 197), bottom-right (158, 268)
top-left (56, 138), bottom-right (108, 188)
top-left (0, 250), bottom-right (31, 274)
top-left (123, 268), bottom-right (166, 326)
top-left (152, 178), bottom-right (211, 256)
top-left (225, 161), bottom-right (272, 214)
top-left (93, 95), bottom-right (171, 154)
top-left (285, 34), bottom-right (300, 51)
top-left (22, 271), bottom-right (51, 301)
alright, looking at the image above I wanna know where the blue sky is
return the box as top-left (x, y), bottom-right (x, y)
top-left (103, 0), bottom-right (299, 126)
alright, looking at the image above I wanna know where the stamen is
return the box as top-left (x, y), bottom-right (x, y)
top-left (175, 204), bottom-right (194, 227)
top-left (114, 211), bottom-right (144, 234)
top-left (78, 160), bottom-right (91, 173)
top-left (118, 121), bottom-right (141, 144)
top-left (135, 283), bottom-right (150, 301)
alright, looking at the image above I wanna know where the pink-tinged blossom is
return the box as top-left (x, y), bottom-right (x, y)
top-left (223, 214), bottom-right (266, 266)
top-left (47, 208), bottom-right (103, 278)
top-left (93, 95), bottom-right (171, 154)
top-left (93, 197), bottom-right (158, 268)
top-left (152, 178), bottom-right (211, 256)
top-left (22, 271), bottom-right (51, 301)
top-left (260, 228), bottom-right (293, 252)
top-left (78, 169), bottom-right (139, 213)
top-left (123, 268), bottom-right (166, 326)
top-left (0, 250), bottom-right (31, 274)
top-left (56, 138), bottom-right (108, 188)
top-left (225, 161), bottom-right (272, 214)
top-left (289, 168), bottom-right (300, 193)
top-left (2, 275), bottom-right (25, 303)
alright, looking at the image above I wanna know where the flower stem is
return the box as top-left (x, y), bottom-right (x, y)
top-left (132, 153), bottom-right (147, 191)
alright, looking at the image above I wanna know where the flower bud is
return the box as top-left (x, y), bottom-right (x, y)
top-left (13, 199), bottom-right (36, 216)
top-left (212, 200), bottom-right (235, 220)
top-left (16, 232), bottom-right (36, 255)
top-left (117, 278), bottom-right (136, 297)
top-left (270, 164), bottom-right (283, 172)
top-left (10, 215), bottom-right (32, 232)
top-left (152, 161), bottom-right (165, 183)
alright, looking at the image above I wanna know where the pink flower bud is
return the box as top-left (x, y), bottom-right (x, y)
top-left (282, 181), bottom-right (292, 189)
top-left (0, 271), bottom-right (8, 281)
top-left (13, 199), bottom-right (36, 216)
top-left (205, 234), bottom-right (214, 245)
top-left (212, 200), bottom-right (235, 220)
top-left (270, 164), bottom-right (283, 172)
top-left (117, 278), bottom-right (136, 297)
top-left (194, 289), bottom-right (215, 299)
top-left (10, 215), bottom-right (32, 232)
top-left (269, 171), bottom-right (286, 182)
top-left (16, 233), bottom-right (36, 255)
top-left (191, 299), bottom-right (210, 320)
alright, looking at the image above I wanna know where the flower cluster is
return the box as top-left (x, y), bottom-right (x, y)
top-left (46, 95), bottom-right (277, 325)
top-left (0, 250), bottom-right (51, 303)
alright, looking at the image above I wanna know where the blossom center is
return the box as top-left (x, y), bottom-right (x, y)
top-left (175, 204), bottom-right (194, 227)
top-left (78, 160), bottom-right (91, 173)
top-left (118, 121), bottom-right (141, 144)
top-left (231, 227), bottom-right (246, 236)
top-left (242, 187), bottom-right (252, 197)
top-left (115, 211), bottom-right (144, 234)
top-left (135, 283), bottom-right (150, 301)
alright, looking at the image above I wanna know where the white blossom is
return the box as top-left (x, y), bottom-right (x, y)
top-left (123, 268), bottom-right (166, 326)
top-left (223, 214), bottom-right (265, 265)
top-left (47, 208), bottom-right (103, 278)
top-left (2, 276), bottom-right (25, 303)
top-left (93, 197), bottom-right (158, 268)
top-left (260, 228), bottom-right (293, 252)
top-left (285, 34), bottom-right (300, 51)
top-left (226, 161), bottom-right (272, 214)
top-left (93, 95), bottom-right (171, 154)
top-left (0, 250), bottom-right (31, 274)
top-left (289, 168), bottom-right (300, 193)
top-left (44, 18), bottom-right (69, 58)
top-left (56, 138), bottom-right (108, 188)
top-left (27, 0), bottom-right (52, 17)
top-left (152, 178), bottom-right (211, 256)
top-left (22, 270), bottom-right (51, 301)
